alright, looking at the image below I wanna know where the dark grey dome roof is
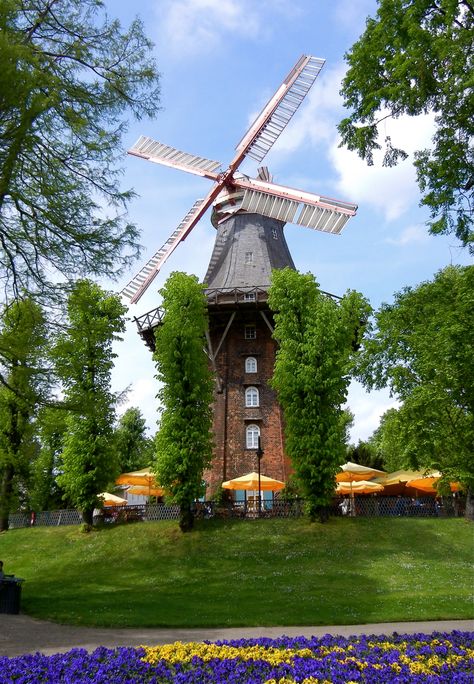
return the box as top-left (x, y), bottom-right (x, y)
top-left (203, 212), bottom-right (295, 289)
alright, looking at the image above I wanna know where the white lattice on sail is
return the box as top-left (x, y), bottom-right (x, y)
top-left (121, 199), bottom-right (205, 303)
top-left (239, 188), bottom-right (356, 234)
top-left (236, 56), bottom-right (325, 163)
top-left (241, 189), bottom-right (299, 223)
top-left (129, 136), bottom-right (221, 176)
top-left (296, 204), bottom-right (352, 234)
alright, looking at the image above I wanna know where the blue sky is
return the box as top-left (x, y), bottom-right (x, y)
top-left (103, 0), bottom-right (471, 443)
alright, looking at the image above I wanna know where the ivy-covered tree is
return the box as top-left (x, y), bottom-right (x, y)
top-left (154, 272), bottom-right (214, 532)
top-left (54, 280), bottom-right (126, 527)
top-left (269, 268), bottom-right (371, 522)
top-left (0, 0), bottom-right (160, 301)
top-left (338, 0), bottom-right (473, 250)
top-left (115, 407), bottom-right (154, 473)
top-left (358, 265), bottom-right (474, 518)
top-left (0, 298), bottom-right (50, 530)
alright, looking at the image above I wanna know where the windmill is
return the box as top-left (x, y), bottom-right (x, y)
top-left (121, 55), bottom-right (357, 305)
top-left (123, 55), bottom-right (358, 497)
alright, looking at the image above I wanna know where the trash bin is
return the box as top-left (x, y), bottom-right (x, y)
top-left (0, 577), bottom-right (25, 614)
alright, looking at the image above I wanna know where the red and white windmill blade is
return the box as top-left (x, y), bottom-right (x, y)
top-left (122, 55), bottom-right (357, 305)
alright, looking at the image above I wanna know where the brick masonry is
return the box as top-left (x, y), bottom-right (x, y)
top-left (204, 303), bottom-right (292, 496)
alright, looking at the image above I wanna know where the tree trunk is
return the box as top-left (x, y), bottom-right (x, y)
top-left (82, 508), bottom-right (93, 527)
top-left (0, 464), bottom-right (14, 532)
top-left (465, 489), bottom-right (474, 521)
top-left (179, 505), bottom-right (194, 532)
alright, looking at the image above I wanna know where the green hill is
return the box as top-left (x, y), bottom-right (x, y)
top-left (2, 517), bottom-right (473, 627)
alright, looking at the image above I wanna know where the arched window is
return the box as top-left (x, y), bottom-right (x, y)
top-left (245, 386), bottom-right (259, 407)
top-left (246, 424), bottom-right (260, 449)
top-left (245, 357), bottom-right (257, 373)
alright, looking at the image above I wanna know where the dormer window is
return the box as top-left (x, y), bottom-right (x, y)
top-left (272, 228), bottom-right (278, 240)
top-left (245, 251), bottom-right (253, 264)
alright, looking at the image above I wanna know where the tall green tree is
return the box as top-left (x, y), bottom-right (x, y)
top-left (0, 0), bottom-right (160, 300)
top-left (338, 0), bottom-right (473, 250)
top-left (115, 407), bottom-right (154, 473)
top-left (0, 298), bottom-right (49, 530)
top-left (154, 272), bottom-right (214, 532)
top-left (269, 268), bottom-right (371, 522)
top-left (54, 280), bottom-right (126, 526)
top-left (29, 406), bottom-right (70, 512)
top-left (358, 265), bottom-right (474, 518)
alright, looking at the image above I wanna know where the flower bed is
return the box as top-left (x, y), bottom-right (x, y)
top-left (1, 631), bottom-right (472, 683)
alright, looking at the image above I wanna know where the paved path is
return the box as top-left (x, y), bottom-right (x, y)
top-left (1, 614), bottom-right (473, 657)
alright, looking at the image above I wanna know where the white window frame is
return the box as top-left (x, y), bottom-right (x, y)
top-left (246, 424), bottom-right (260, 449)
top-left (245, 386), bottom-right (259, 407)
top-left (245, 357), bottom-right (257, 373)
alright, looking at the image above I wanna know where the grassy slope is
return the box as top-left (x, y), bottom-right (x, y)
top-left (1, 517), bottom-right (473, 628)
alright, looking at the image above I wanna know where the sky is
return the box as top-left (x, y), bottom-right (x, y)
top-left (103, 0), bottom-right (471, 444)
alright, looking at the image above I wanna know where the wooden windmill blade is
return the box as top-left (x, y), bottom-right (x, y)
top-left (128, 135), bottom-right (222, 180)
top-left (233, 175), bottom-right (357, 235)
top-left (121, 195), bottom-right (213, 304)
top-left (232, 55), bottom-right (325, 167)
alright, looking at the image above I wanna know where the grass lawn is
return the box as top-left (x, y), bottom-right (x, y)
top-left (1, 517), bottom-right (473, 628)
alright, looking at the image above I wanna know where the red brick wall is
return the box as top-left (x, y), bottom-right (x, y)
top-left (204, 305), bottom-right (292, 496)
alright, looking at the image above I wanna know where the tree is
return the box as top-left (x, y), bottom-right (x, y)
top-left (0, 0), bottom-right (160, 301)
top-left (366, 408), bottom-right (406, 473)
top-left (338, 0), bottom-right (473, 251)
top-left (268, 268), bottom-right (371, 522)
top-left (358, 265), bottom-right (474, 518)
top-left (154, 272), bottom-right (214, 532)
top-left (0, 298), bottom-right (50, 530)
top-left (54, 280), bottom-right (126, 526)
top-left (115, 407), bottom-right (154, 473)
top-left (346, 439), bottom-right (384, 471)
top-left (29, 406), bottom-right (70, 512)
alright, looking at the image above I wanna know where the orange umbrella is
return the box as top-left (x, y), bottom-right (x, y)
top-left (98, 492), bottom-right (128, 506)
top-left (336, 480), bottom-right (384, 495)
top-left (336, 462), bottom-right (386, 483)
top-left (127, 485), bottom-right (164, 497)
top-left (116, 467), bottom-right (156, 487)
top-left (407, 472), bottom-right (461, 494)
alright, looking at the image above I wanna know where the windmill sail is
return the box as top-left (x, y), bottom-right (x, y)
top-left (122, 54), bottom-right (357, 304)
top-left (234, 55), bottom-right (325, 164)
top-left (129, 136), bottom-right (221, 179)
top-left (121, 199), bottom-right (205, 304)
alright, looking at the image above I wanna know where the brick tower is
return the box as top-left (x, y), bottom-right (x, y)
top-left (202, 204), bottom-right (296, 493)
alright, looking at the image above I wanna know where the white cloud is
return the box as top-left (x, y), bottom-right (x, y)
top-left (385, 224), bottom-right (430, 246)
top-left (346, 381), bottom-right (399, 444)
top-left (158, 0), bottom-right (263, 55)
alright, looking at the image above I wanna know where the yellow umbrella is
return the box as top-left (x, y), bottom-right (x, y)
top-left (336, 480), bottom-right (384, 495)
top-left (116, 467), bottom-right (157, 487)
top-left (222, 471), bottom-right (286, 491)
top-left (407, 472), bottom-right (461, 494)
top-left (98, 492), bottom-right (128, 506)
top-left (127, 484), bottom-right (165, 497)
top-left (336, 461), bottom-right (386, 483)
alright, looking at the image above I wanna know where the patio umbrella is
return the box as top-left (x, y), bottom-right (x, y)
top-left (407, 472), bottom-right (461, 494)
top-left (127, 485), bottom-right (165, 497)
top-left (336, 462), bottom-right (386, 483)
top-left (116, 467), bottom-right (156, 487)
top-left (98, 492), bottom-right (128, 506)
top-left (336, 480), bottom-right (384, 495)
top-left (372, 470), bottom-right (425, 496)
top-left (222, 471), bottom-right (286, 491)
